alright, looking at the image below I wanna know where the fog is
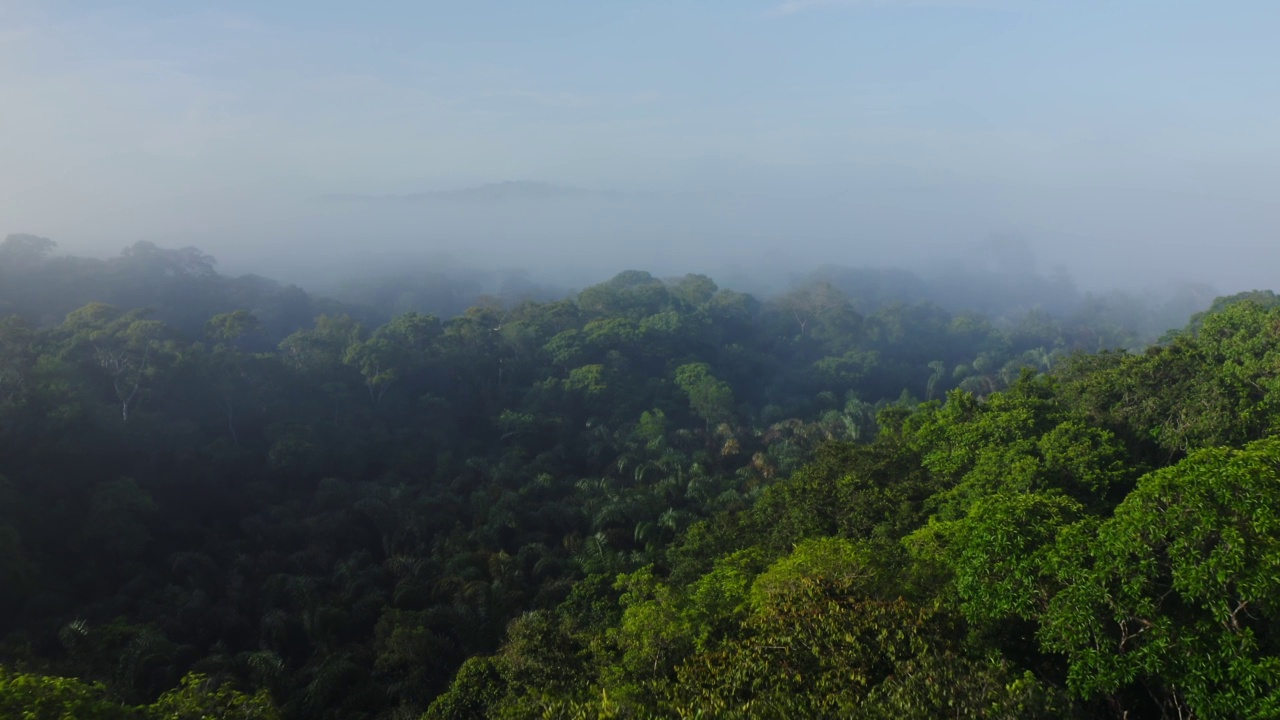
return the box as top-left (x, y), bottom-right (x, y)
top-left (4, 1), bottom-right (1280, 297)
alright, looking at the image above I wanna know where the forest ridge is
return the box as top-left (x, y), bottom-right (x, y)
top-left (1, 234), bottom-right (1279, 718)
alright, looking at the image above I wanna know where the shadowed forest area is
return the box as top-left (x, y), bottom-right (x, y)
top-left (3, 233), bottom-right (1280, 718)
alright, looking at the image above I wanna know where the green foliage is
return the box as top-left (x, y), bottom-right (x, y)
top-left (1041, 439), bottom-right (1280, 717)
top-left (0, 666), bottom-right (138, 720)
top-left (0, 234), bottom-right (57, 269)
top-left (82, 478), bottom-right (157, 562)
top-left (610, 565), bottom-right (691, 685)
top-left (565, 364), bottom-right (607, 395)
top-left (146, 673), bottom-right (279, 720)
top-left (420, 657), bottom-right (503, 720)
top-left (1181, 289), bottom-right (1280, 337)
top-left (0, 668), bottom-right (281, 720)
top-left (658, 538), bottom-right (1067, 719)
top-left (911, 378), bottom-right (1132, 518)
top-left (674, 362), bottom-right (735, 429)
top-left (1060, 301), bottom-right (1280, 455)
top-left (205, 311), bottom-right (262, 347)
top-left (683, 549), bottom-right (769, 652)
top-left (953, 491), bottom-right (1082, 625)
top-left (747, 537), bottom-right (880, 610)
top-left (10, 241), bottom-right (1280, 720)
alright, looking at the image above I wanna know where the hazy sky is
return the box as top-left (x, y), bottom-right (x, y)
top-left (3, 1), bottom-right (1280, 288)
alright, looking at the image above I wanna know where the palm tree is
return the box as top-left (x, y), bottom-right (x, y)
top-left (926, 360), bottom-right (947, 401)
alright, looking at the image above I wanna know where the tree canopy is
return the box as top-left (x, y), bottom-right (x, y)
top-left (2, 241), bottom-right (1277, 719)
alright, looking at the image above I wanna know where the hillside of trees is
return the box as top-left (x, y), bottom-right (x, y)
top-left (3, 233), bottom-right (1280, 718)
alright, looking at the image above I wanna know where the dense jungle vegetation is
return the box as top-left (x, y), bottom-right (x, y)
top-left (2, 233), bottom-right (1279, 719)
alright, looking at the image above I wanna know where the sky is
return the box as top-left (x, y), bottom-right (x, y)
top-left (3, 0), bottom-right (1280, 289)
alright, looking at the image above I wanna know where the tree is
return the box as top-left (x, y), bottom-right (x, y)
top-left (774, 281), bottom-right (853, 339)
top-left (205, 311), bottom-right (266, 444)
top-left (343, 337), bottom-right (398, 403)
top-left (278, 314), bottom-right (362, 374)
top-left (1041, 438), bottom-right (1280, 718)
top-left (119, 241), bottom-right (216, 279)
top-left (0, 233), bottom-right (56, 270)
top-left (674, 363), bottom-right (735, 432)
top-left (61, 303), bottom-right (173, 422)
top-left (82, 478), bottom-right (157, 567)
top-left (0, 316), bottom-right (36, 411)
top-left (146, 673), bottom-right (279, 720)
top-left (668, 274), bottom-right (718, 308)
top-left (206, 310), bottom-right (263, 349)
top-left (665, 538), bottom-right (1065, 719)
top-left (0, 666), bottom-right (137, 720)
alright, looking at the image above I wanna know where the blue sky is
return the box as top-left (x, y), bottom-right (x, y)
top-left (3, 1), bottom-right (1280, 286)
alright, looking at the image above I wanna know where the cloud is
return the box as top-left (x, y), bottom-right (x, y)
top-left (767, 0), bottom-right (990, 17)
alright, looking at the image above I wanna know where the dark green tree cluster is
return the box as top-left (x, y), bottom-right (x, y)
top-left (429, 298), bottom-right (1280, 719)
top-left (1, 237), bottom-right (1263, 718)
top-left (0, 235), bottom-right (374, 346)
top-left (0, 667), bottom-right (277, 719)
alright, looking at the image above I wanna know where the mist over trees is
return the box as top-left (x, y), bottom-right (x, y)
top-left (4, 233), bottom-right (1280, 718)
top-left (7, 0), bottom-right (1280, 715)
